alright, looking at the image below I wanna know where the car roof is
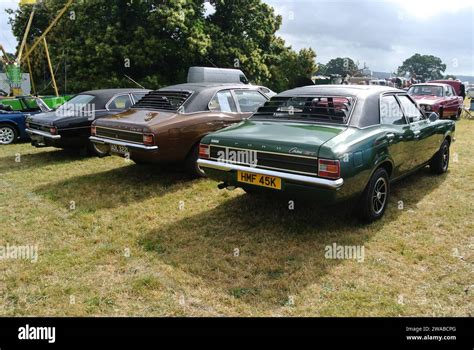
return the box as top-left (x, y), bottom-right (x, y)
top-left (279, 84), bottom-right (402, 98)
top-left (160, 83), bottom-right (256, 92)
top-left (410, 83), bottom-right (450, 87)
top-left (77, 89), bottom-right (151, 108)
top-left (269, 84), bottom-right (409, 128)
top-left (80, 88), bottom-right (150, 96)
top-left (155, 83), bottom-right (267, 112)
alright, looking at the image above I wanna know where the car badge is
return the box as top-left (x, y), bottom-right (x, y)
top-left (144, 112), bottom-right (158, 122)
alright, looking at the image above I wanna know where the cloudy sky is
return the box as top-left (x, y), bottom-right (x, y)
top-left (1, 0), bottom-right (473, 75)
top-left (265, 0), bottom-right (474, 75)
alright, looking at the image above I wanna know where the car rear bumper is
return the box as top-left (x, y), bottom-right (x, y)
top-left (197, 159), bottom-right (344, 190)
top-left (25, 128), bottom-right (61, 139)
top-left (90, 136), bottom-right (158, 151)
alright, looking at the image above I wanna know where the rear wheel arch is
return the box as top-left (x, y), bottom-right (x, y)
top-left (0, 122), bottom-right (20, 144)
top-left (184, 137), bottom-right (208, 177)
top-left (444, 135), bottom-right (452, 145)
top-left (361, 158), bottom-right (393, 195)
top-left (185, 138), bottom-right (204, 161)
top-left (0, 121), bottom-right (20, 135)
top-left (371, 158), bottom-right (394, 180)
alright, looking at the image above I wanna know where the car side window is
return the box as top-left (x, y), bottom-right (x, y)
top-left (380, 95), bottom-right (406, 125)
top-left (233, 90), bottom-right (268, 113)
top-left (108, 95), bottom-right (132, 110)
top-left (445, 87), bottom-right (452, 97)
top-left (208, 90), bottom-right (237, 113)
top-left (397, 95), bottom-right (424, 123)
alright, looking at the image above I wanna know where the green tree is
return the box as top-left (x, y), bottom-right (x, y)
top-left (8, 0), bottom-right (210, 93)
top-left (8, 0), bottom-right (317, 94)
top-left (315, 63), bottom-right (327, 76)
top-left (205, 0), bottom-right (316, 91)
top-left (397, 54), bottom-right (446, 81)
top-left (268, 47), bottom-right (317, 91)
top-left (324, 57), bottom-right (360, 77)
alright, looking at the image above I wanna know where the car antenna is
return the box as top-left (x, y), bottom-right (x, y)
top-left (124, 74), bottom-right (146, 89)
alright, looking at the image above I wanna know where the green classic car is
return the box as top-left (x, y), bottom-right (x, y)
top-left (197, 85), bottom-right (455, 222)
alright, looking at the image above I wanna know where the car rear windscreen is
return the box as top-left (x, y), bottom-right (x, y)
top-left (252, 95), bottom-right (354, 124)
top-left (132, 90), bottom-right (192, 111)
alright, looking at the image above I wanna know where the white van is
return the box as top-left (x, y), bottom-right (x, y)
top-left (187, 67), bottom-right (249, 85)
top-left (369, 79), bottom-right (387, 86)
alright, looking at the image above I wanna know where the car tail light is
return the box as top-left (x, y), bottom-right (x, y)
top-left (91, 126), bottom-right (96, 136)
top-left (199, 144), bottom-right (210, 159)
top-left (50, 127), bottom-right (58, 135)
top-left (318, 159), bottom-right (340, 179)
top-left (143, 133), bottom-right (154, 145)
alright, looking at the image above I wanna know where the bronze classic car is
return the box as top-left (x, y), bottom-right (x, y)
top-left (90, 83), bottom-right (270, 175)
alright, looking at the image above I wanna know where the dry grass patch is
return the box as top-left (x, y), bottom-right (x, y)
top-left (0, 120), bottom-right (472, 316)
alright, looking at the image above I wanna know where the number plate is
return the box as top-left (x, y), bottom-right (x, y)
top-left (110, 144), bottom-right (129, 155)
top-left (237, 171), bottom-right (281, 190)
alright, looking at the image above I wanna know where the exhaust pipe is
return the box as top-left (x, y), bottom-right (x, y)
top-left (217, 183), bottom-right (236, 191)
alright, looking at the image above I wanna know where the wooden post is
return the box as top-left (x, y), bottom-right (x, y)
top-left (43, 38), bottom-right (59, 97)
top-left (25, 43), bottom-right (36, 95)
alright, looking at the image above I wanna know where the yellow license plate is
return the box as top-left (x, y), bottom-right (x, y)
top-left (237, 171), bottom-right (281, 190)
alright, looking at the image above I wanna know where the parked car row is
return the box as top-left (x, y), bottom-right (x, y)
top-left (4, 71), bottom-right (456, 222)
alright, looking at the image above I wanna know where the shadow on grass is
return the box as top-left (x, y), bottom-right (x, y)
top-left (34, 164), bottom-right (198, 212)
top-left (0, 148), bottom-right (84, 174)
top-left (139, 166), bottom-right (447, 308)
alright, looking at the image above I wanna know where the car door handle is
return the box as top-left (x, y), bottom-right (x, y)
top-left (413, 130), bottom-right (421, 139)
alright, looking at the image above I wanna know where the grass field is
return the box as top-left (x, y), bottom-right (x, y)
top-left (0, 120), bottom-right (472, 316)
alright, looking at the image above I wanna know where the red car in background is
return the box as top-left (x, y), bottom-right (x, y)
top-left (407, 83), bottom-right (463, 120)
top-left (428, 79), bottom-right (464, 97)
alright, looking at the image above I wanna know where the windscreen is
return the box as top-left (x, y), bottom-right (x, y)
top-left (251, 95), bottom-right (354, 124)
top-left (408, 85), bottom-right (443, 97)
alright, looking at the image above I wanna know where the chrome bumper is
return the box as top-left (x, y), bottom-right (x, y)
top-left (25, 128), bottom-right (61, 139)
top-left (89, 136), bottom-right (158, 151)
top-left (197, 159), bottom-right (344, 190)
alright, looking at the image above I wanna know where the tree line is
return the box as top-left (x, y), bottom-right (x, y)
top-left (7, 0), bottom-right (451, 96)
top-left (7, 0), bottom-right (316, 94)
top-left (318, 54), bottom-right (449, 81)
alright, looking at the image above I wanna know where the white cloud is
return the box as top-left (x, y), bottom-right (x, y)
top-left (0, 0), bottom-right (19, 53)
top-left (388, 0), bottom-right (473, 19)
top-left (265, 0), bottom-right (474, 76)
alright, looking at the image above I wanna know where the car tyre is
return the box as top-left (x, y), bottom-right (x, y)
top-left (438, 107), bottom-right (444, 119)
top-left (430, 139), bottom-right (450, 175)
top-left (184, 144), bottom-right (206, 178)
top-left (0, 124), bottom-right (18, 145)
top-left (358, 167), bottom-right (390, 222)
top-left (89, 142), bottom-right (110, 158)
top-left (452, 108), bottom-right (462, 121)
